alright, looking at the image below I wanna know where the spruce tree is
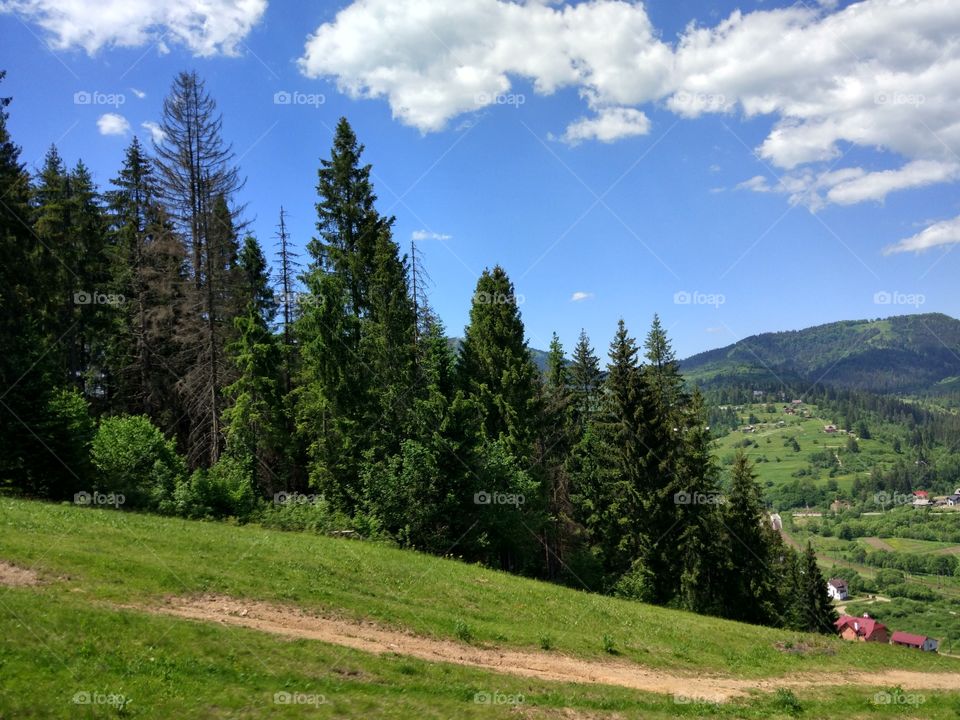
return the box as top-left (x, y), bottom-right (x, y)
top-left (297, 118), bottom-right (415, 513)
top-left (455, 266), bottom-right (543, 571)
top-left (721, 451), bottom-right (778, 624)
top-left (154, 71), bottom-right (244, 466)
top-left (223, 236), bottom-right (285, 495)
top-left (569, 328), bottom-right (602, 427)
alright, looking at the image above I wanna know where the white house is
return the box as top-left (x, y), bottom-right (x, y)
top-left (827, 578), bottom-right (849, 600)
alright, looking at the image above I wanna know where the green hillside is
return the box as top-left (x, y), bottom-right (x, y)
top-left (3, 498), bottom-right (960, 718)
top-left (682, 313), bottom-right (960, 393)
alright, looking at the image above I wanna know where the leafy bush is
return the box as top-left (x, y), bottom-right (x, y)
top-left (91, 415), bottom-right (185, 511)
top-left (173, 454), bottom-right (258, 522)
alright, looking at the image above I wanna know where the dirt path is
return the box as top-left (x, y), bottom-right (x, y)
top-left (146, 594), bottom-right (960, 703)
top-left (863, 537), bottom-right (895, 551)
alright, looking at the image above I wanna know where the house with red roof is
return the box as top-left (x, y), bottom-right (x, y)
top-left (835, 614), bottom-right (889, 643)
top-left (890, 631), bottom-right (939, 652)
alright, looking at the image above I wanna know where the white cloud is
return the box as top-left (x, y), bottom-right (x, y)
top-left (298, 0), bottom-right (672, 132)
top-left (884, 215), bottom-right (960, 254)
top-left (97, 112), bottom-right (130, 135)
top-left (298, 0), bottom-right (960, 208)
top-left (570, 291), bottom-right (593, 302)
top-left (735, 175), bottom-right (772, 193)
top-left (824, 160), bottom-right (960, 206)
top-left (130, 87), bottom-right (146, 99)
top-left (560, 107), bottom-right (650, 145)
top-left (141, 121), bottom-right (165, 143)
top-left (0, 0), bottom-right (266, 56)
top-left (411, 230), bottom-right (451, 241)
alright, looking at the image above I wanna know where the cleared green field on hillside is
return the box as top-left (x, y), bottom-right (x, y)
top-left (3, 498), bottom-right (960, 718)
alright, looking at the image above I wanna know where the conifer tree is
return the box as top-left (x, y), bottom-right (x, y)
top-left (298, 118), bottom-right (415, 512)
top-left (721, 451), bottom-right (778, 624)
top-left (223, 236), bottom-right (285, 494)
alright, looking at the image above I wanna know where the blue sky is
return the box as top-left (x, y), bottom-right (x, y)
top-left (2, 0), bottom-right (959, 359)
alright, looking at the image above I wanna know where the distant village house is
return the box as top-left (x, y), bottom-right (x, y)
top-left (835, 614), bottom-right (888, 643)
top-left (890, 631), bottom-right (939, 652)
top-left (827, 578), bottom-right (849, 601)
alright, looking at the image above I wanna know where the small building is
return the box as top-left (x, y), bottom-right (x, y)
top-left (890, 631), bottom-right (939, 652)
top-left (913, 490), bottom-right (931, 507)
top-left (824, 424), bottom-right (838, 433)
top-left (830, 499), bottom-right (851, 513)
top-left (827, 578), bottom-right (849, 600)
top-left (791, 399), bottom-right (803, 405)
top-left (742, 425), bottom-right (756, 433)
top-left (947, 494), bottom-right (960, 506)
top-left (835, 614), bottom-right (889, 643)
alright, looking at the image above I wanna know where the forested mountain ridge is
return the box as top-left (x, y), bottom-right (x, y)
top-left (681, 313), bottom-right (960, 394)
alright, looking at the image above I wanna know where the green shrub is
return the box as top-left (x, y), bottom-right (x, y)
top-left (91, 415), bottom-right (185, 511)
top-left (454, 619), bottom-right (473, 643)
top-left (173, 455), bottom-right (258, 522)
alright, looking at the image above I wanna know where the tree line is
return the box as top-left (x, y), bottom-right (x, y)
top-left (0, 69), bottom-right (836, 633)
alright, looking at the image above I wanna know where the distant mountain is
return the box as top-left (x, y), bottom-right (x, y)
top-left (680, 313), bottom-right (960, 394)
top-left (447, 338), bottom-right (553, 372)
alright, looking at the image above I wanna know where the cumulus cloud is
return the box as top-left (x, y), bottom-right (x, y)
top-left (298, 0), bottom-right (960, 208)
top-left (298, 0), bottom-right (671, 132)
top-left (97, 112), bottom-right (130, 135)
top-left (570, 291), bottom-right (594, 302)
top-left (0, 0), bottom-right (266, 56)
top-left (560, 107), bottom-right (650, 145)
top-left (411, 230), bottom-right (451, 241)
top-left (884, 215), bottom-right (960, 254)
top-left (141, 121), bottom-right (165, 143)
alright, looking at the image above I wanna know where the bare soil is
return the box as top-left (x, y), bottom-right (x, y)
top-left (148, 594), bottom-right (960, 702)
top-left (0, 560), bottom-right (41, 587)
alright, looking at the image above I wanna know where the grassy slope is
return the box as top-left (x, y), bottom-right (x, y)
top-left (713, 402), bottom-right (900, 497)
top-left (3, 498), bottom-right (960, 718)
